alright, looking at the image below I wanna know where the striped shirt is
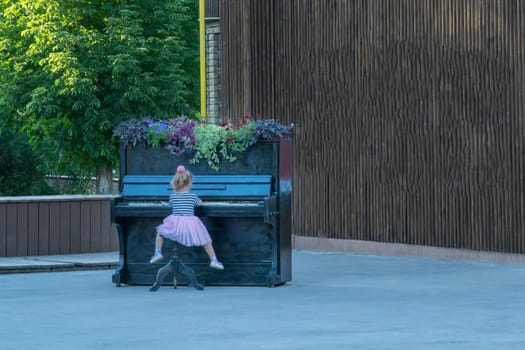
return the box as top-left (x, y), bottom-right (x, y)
top-left (169, 192), bottom-right (201, 216)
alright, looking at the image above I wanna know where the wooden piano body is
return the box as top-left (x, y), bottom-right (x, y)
top-left (111, 139), bottom-right (292, 287)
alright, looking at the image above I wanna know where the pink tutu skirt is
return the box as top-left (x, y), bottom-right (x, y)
top-left (157, 215), bottom-right (212, 247)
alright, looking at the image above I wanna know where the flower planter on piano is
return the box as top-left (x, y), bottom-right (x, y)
top-left (111, 139), bottom-right (292, 287)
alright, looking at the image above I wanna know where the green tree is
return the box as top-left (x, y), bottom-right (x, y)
top-left (0, 128), bottom-right (56, 196)
top-left (0, 0), bottom-right (199, 193)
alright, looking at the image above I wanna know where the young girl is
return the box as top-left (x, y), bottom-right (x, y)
top-left (149, 165), bottom-right (224, 270)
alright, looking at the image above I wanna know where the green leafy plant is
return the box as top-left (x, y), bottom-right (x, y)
top-left (188, 119), bottom-right (255, 171)
top-left (113, 115), bottom-right (294, 171)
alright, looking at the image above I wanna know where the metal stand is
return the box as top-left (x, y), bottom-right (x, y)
top-left (150, 244), bottom-right (204, 291)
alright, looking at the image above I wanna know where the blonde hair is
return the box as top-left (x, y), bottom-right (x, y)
top-left (171, 165), bottom-right (193, 191)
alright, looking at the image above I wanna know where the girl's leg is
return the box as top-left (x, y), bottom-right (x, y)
top-left (204, 243), bottom-right (224, 269)
top-left (203, 243), bottom-right (217, 259)
top-left (154, 233), bottom-right (164, 250)
top-left (150, 233), bottom-right (164, 263)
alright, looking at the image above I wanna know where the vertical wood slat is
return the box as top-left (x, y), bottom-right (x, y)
top-left (59, 202), bottom-right (71, 254)
top-left (0, 203), bottom-right (6, 256)
top-left (80, 201), bottom-right (91, 253)
top-left (100, 200), bottom-right (111, 252)
top-left (70, 201), bottom-right (81, 253)
top-left (518, 0), bottom-right (525, 254)
top-left (49, 202), bottom-right (60, 255)
top-left (38, 202), bottom-right (49, 255)
top-left (91, 201), bottom-right (102, 252)
top-left (6, 204), bottom-right (17, 256)
top-left (27, 203), bottom-right (39, 256)
top-left (16, 203), bottom-right (28, 256)
top-left (220, 0), bottom-right (525, 255)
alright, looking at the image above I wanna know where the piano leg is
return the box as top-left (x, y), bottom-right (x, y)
top-left (150, 244), bottom-right (204, 292)
top-left (112, 223), bottom-right (125, 287)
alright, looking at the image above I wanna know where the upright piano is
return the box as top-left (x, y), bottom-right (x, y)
top-left (111, 139), bottom-right (292, 287)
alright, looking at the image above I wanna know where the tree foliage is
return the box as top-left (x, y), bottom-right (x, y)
top-left (0, 128), bottom-right (56, 196)
top-left (0, 0), bottom-right (199, 180)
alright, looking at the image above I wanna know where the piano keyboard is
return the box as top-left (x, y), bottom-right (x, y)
top-left (123, 201), bottom-right (263, 207)
top-left (201, 201), bottom-right (263, 207)
top-left (126, 201), bottom-right (168, 206)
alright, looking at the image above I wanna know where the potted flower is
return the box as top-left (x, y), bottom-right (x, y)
top-left (113, 115), bottom-right (295, 173)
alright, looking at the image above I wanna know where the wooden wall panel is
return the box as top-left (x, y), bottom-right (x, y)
top-left (0, 196), bottom-right (115, 257)
top-left (220, 0), bottom-right (525, 254)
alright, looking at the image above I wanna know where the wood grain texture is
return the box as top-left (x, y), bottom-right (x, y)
top-left (220, 0), bottom-right (525, 254)
top-left (0, 197), bottom-right (114, 257)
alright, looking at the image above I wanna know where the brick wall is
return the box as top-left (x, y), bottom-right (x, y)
top-left (206, 20), bottom-right (221, 124)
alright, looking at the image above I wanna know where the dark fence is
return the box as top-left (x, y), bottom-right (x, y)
top-left (0, 196), bottom-right (117, 257)
top-left (205, 0), bottom-right (219, 18)
top-left (219, 0), bottom-right (525, 254)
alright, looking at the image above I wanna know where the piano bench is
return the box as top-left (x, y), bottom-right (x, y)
top-left (149, 244), bottom-right (204, 292)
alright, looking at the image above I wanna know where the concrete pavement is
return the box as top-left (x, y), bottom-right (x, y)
top-left (0, 252), bottom-right (119, 274)
top-left (1, 250), bottom-right (525, 349)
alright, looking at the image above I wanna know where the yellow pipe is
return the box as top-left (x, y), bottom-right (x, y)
top-left (199, 0), bottom-right (206, 120)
